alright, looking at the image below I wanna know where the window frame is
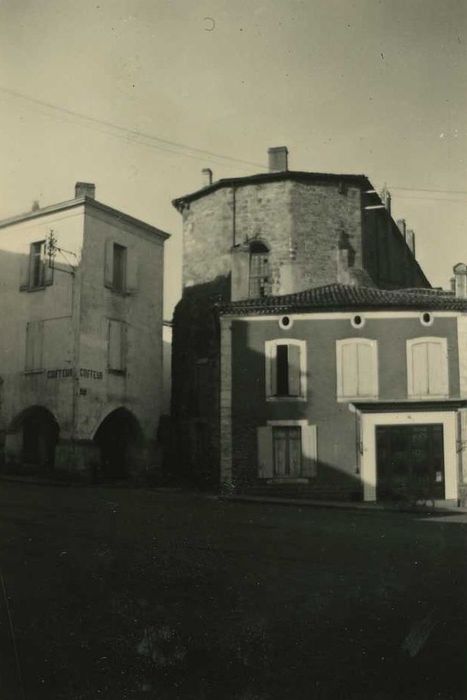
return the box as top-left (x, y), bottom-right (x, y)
top-left (406, 336), bottom-right (449, 399)
top-left (248, 242), bottom-right (270, 298)
top-left (265, 338), bottom-right (307, 402)
top-left (257, 419), bottom-right (318, 481)
top-left (107, 318), bottom-right (127, 374)
top-left (336, 337), bottom-right (379, 401)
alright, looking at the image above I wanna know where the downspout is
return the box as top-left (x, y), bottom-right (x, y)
top-left (232, 186), bottom-right (237, 248)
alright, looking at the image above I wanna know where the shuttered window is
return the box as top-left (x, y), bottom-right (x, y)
top-left (407, 337), bottom-right (448, 397)
top-left (104, 240), bottom-right (138, 294)
top-left (108, 320), bottom-right (127, 372)
top-left (265, 339), bottom-right (306, 399)
top-left (257, 423), bottom-right (317, 479)
top-left (25, 321), bottom-right (44, 371)
top-left (336, 339), bottom-right (378, 399)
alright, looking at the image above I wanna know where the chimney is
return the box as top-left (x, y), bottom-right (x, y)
top-left (396, 218), bottom-right (406, 237)
top-left (75, 182), bottom-right (96, 199)
top-left (202, 168), bottom-right (213, 188)
top-left (453, 263), bottom-right (467, 298)
top-left (268, 146), bottom-right (288, 173)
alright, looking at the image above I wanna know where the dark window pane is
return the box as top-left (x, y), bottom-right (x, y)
top-left (276, 345), bottom-right (289, 395)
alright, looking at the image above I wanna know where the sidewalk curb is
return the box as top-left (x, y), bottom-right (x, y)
top-left (220, 494), bottom-right (467, 515)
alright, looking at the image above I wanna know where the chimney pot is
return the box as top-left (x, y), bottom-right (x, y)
top-left (268, 146), bottom-right (288, 173)
top-left (202, 168), bottom-right (213, 188)
top-left (75, 182), bottom-right (96, 199)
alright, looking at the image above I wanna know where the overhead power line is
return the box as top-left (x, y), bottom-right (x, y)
top-left (0, 85), bottom-right (266, 171)
top-left (1, 85), bottom-right (466, 199)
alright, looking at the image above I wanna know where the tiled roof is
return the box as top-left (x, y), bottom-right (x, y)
top-left (172, 170), bottom-right (371, 209)
top-left (217, 284), bottom-right (467, 315)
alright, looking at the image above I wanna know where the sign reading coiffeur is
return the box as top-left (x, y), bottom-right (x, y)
top-left (46, 368), bottom-right (103, 380)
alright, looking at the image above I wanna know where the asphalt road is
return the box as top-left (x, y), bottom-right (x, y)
top-left (0, 482), bottom-right (466, 699)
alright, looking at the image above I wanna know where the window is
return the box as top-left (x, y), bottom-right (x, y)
top-left (249, 242), bottom-right (270, 298)
top-left (273, 426), bottom-right (302, 477)
top-left (104, 240), bottom-right (138, 293)
top-left (336, 338), bottom-right (378, 400)
top-left (257, 422), bottom-right (317, 479)
top-left (108, 319), bottom-right (127, 372)
top-left (25, 321), bottom-right (44, 372)
top-left (407, 337), bottom-right (448, 398)
top-left (265, 339), bottom-right (306, 400)
top-left (21, 241), bottom-right (53, 290)
top-left (113, 244), bottom-right (126, 292)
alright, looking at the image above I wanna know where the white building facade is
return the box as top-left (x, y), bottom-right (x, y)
top-left (0, 183), bottom-right (169, 479)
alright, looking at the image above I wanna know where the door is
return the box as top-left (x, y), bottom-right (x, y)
top-left (376, 424), bottom-right (444, 500)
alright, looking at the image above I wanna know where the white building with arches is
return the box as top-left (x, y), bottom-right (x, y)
top-left (0, 183), bottom-right (169, 479)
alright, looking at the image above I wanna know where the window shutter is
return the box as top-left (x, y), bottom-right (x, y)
top-left (19, 253), bottom-right (30, 290)
top-left (269, 347), bottom-right (277, 397)
top-left (288, 344), bottom-right (301, 396)
top-left (341, 342), bottom-right (358, 397)
top-left (108, 320), bottom-right (124, 371)
top-left (301, 424), bottom-right (318, 477)
top-left (41, 244), bottom-right (54, 286)
top-left (26, 321), bottom-right (43, 371)
top-left (257, 426), bottom-right (273, 478)
top-left (104, 240), bottom-right (114, 288)
top-left (428, 341), bottom-right (448, 395)
top-left (411, 342), bottom-right (429, 395)
top-left (357, 342), bottom-right (377, 397)
top-left (126, 247), bottom-right (139, 293)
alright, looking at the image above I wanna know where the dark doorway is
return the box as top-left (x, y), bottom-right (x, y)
top-left (20, 407), bottom-right (59, 472)
top-left (376, 423), bottom-right (445, 500)
top-left (94, 408), bottom-right (142, 480)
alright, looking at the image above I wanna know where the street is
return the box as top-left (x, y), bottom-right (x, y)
top-left (0, 482), bottom-right (466, 699)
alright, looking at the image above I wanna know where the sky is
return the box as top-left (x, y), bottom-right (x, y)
top-left (0, 0), bottom-right (466, 316)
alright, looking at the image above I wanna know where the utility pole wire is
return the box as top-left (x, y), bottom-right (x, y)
top-left (1, 85), bottom-right (466, 197)
top-left (0, 85), bottom-right (266, 171)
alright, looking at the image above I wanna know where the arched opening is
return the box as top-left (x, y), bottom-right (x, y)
top-left (93, 408), bottom-right (143, 480)
top-left (8, 406), bottom-right (59, 473)
top-left (248, 241), bottom-right (270, 298)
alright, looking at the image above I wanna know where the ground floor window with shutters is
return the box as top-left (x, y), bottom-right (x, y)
top-left (273, 426), bottom-right (301, 476)
top-left (257, 421), bottom-right (317, 481)
top-left (265, 339), bottom-right (306, 400)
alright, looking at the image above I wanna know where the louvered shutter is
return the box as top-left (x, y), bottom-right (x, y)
top-left (26, 321), bottom-right (43, 371)
top-left (427, 341), bottom-right (448, 396)
top-left (257, 426), bottom-right (273, 478)
top-left (411, 342), bottom-right (429, 396)
top-left (301, 424), bottom-right (318, 477)
top-left (357, 342), bottom-right (377, 397)
top-left (288, 344), bottom-right (301, 396)
top-left (104, 240), bottom-right (114, 288)
top-left (341, 342), bottom-right (358, 397)
top-left (269, 347), bottom-right (277, 397)
top-left (126, 247), bottom-right (139, 293)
